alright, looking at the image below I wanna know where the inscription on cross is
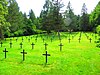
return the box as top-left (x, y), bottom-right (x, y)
top-left (31, 42), bottom-right (35, 49)
top-left (21, 50), bottom-right (27, 61)
top-left (44, 43), bottom-right (48, 50)
top-left (3, 48), bottom-right (8, 58)
top-left (43, 51), bottom-right (50, 64)
top-left (59, 43), bottom-right (63, 51)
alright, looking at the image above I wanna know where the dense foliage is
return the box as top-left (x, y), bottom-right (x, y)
top-left (0, 0), bottom-right (100, 39)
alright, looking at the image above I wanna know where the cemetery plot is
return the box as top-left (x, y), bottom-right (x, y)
top-left (0, 32), bottom-right (99, 75)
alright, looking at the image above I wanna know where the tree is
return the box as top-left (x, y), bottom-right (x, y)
top-left (6, 0), bottom-right (24, 36)
top-left (64, 1), bottom-right (78, 31)
top-left (0, 0), bottom-right (10, 39)
top-left (90, 1), bottom-right (100, 31)
top-left (80, 3), bottom-right (90, 31)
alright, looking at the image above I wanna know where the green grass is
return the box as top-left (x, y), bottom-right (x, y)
top-left (0, 32), bottom-right (100, 75)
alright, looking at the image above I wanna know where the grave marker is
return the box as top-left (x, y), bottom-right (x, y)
top-left (43, 51), bottom-right (50, 64)
top-left (28, 38), bottom-right (30, 42)
top-left (44, 43), bottom-right (48, 50)
top-left (78, 38), bottom-right (81, 43)
top-left (35, 38), bottom-right (37, 42)
top-left (22, 38), bottom-right (24, 42)
top-left (3, 48), bottom-right (8, 58)
top-left (59, 43), bottom-right (63, 51)
top-left (21, 50), bottom-right (27, 61)
top-left (10, 42), bottom-right (12, 48)
top-left (68, 38), bottom-right (71, 43)
top-left (43, 38), bottom-right (44, 42)
top-left (51, 38), bottom-right (52, 42)
top-left (31, 42), bottom-right (35, 49)
top-left (89, 38), bottom-right (92, 43)
top-left (20, 42), bottom-right (23, 48)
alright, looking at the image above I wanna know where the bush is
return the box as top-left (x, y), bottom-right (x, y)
top-left (96, 25), bottom-right (100, 36)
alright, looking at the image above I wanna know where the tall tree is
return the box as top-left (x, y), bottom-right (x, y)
top-left (64, 1), bottom-right (78, 31)
top-left (6, 0), bottom-right (24, 36)
top-left (80, 3), bottom-right (90, 31)
top-left (90, 1), bottom-right (100, 31)
top-left (0, 0), bottom-right (10, 39)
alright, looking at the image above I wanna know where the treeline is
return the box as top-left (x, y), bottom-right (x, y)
top-left (0, 0), bottom-right (100, 39)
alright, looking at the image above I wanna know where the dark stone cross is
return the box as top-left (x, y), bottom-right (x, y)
top-left (22, 38), bottom-right (24, 42)
top-left (31, 42), bottom-right (35, 49)
top-left (78, 38), bottom-right (81, 43)
top-left (20, 42), bottom-right (23, 48)
top-left (9, 42), bottom-right (12, 48)
top-left (59, 43), bottom-right (63, 51)
top-left (35, 38), bottom-right (37, 42)
top-left (28, 38), bottom-right (30, 42)
top-left (68, 38), bottom-right (71, 43)
top-left (89, 38), bottom-right (92, 43)
top-left (3, 48), bottom-right (8, 58)
top-left (43, 38), bottom-right (44, 42)
top-left (21, 50), bottom-right (27, 61)
top-left (43, 51), bottom-right (50, 64)
top-left (44, 43), bottom-right (48, 50)
top-left (16, 38), bottom-right (18, 42)
top-left (10, 39), bottom-right (12, 42)
top-left (0, 42), bottom-right (3, 47)
top-left (51, 38), bottom-right (53, 42)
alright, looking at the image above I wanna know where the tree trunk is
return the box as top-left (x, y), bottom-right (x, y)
top-left (0, 28), bottom-right (4, 40)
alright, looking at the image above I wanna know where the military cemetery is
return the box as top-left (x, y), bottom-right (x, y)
top-left (0, 0), bottom-right (100, 75)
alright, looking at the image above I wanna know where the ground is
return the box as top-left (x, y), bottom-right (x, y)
top-left (0, 32), bottom-right (100, 75)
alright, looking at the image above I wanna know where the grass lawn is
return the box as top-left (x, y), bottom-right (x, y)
top-left (0, 32), bottom-right (100, 75)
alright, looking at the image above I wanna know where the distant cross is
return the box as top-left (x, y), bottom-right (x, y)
top-left (43, 38), bottom-right (44, 42)
top-left (10, 42), bottom-right (12, 48)
top-left (5, 38), bottom-right (6, 41)
top-left (78, 38), bottom-right (81, 43)
top-left (51, 38), bottom-right (52, 42)
top-left (68, 38), bottom-right (71, 43)
top-left (16, 38), bottom-right (18, 42)
top-left (95, 36), bottom-right (97, 39)
top-left (28, 38), bottom-right (30, 42)
top-left (20, 42), bottom-right (23, 48)
top-left (3, 48), bottom-right (8, 58)
top-left (21, 50), bottom-right (27, 61)
top-left (31, 42), bottom-right (35, 49)
top-left (22, 38), bottom-right (24, 42)
top-left (59, 43), bottom-right (63, 51)
top-left (10, 39), bottom-right (12, 42)
top-left (89, 38), bottom-right (92, 43)
top-left (44, 43), bottom-right (48, 50)
top-left (43, 51), bottom-right (50, 64)
top-left (0, 42), bottom-right (3, 47)
top-left (26, 36), bottom-right (27, 39)
top-left (35, 38), bottom-right (37, 42)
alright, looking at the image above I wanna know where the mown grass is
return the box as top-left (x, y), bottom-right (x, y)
top-left (0, 32), bottom-right (100, 75)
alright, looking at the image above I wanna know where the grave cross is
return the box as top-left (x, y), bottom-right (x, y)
top-left (35, 38), bottom-right (37, 42)
top-left (59, 43), bottom-right (63, 51)
top-left (44, 43), bottom-right (48, 50)
top-left (28, 38), bottom-right (30, 42)
top-left (68, 38), bottom-right (71, 43)
top-left (43, 51), bottom-right (50, 64)
top-left (3, 48), bottom-right (8, 58)
top-left (0, 42), bottom-right (3, 47)
top-left (10, 42), bottom-right (12, 48)
top-left (51, 38), bottom-right (52, 42)
top-left (78, 38), bottom-right (81, 43)
top-left (10, 39), bottom-right (12, 42)
top-left (22, 38), bottom-right (24, 42)
top-left (20, 42), bottom-right (23, 48)
top-left (16, 38), bottom-right (18, 42)
top-left (89, 38), bottom-right (92, 43)
top-left (21, 50), bottom-right (27, 61)
top-left (31, 42), bottom-right (35, 49)
top-left (43, 38), bottom-right (44, 42)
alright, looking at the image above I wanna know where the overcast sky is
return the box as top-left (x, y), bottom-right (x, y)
top-left (16, 0), bottom-right (99, 17)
